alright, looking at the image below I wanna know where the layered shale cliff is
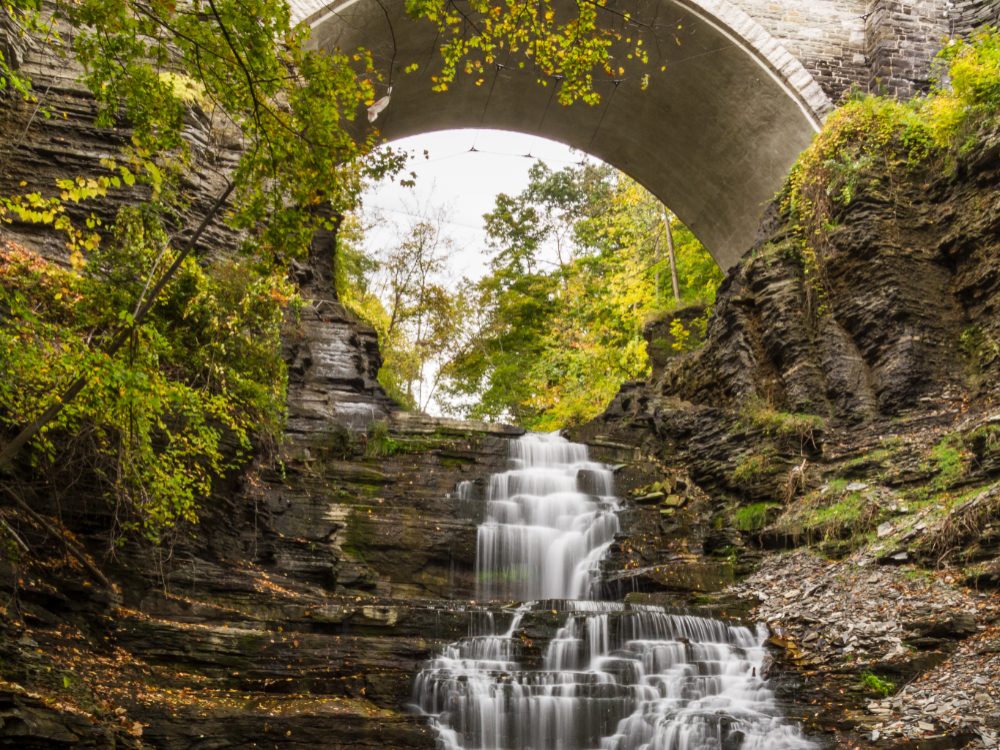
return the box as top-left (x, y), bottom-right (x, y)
top-left (573, 121), bottom-right (1000, 749)
top-left (0, 270), bottom-right (525, 749)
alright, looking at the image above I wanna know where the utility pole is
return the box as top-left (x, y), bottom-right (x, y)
top-left (661, 206), bottom-right (680, 301)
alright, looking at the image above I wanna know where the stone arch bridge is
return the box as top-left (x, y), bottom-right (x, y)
top-left (292, 0), bottom-right (998, 268)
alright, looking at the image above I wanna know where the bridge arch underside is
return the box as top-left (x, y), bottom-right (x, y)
top-left (305, 0), bottom-right (830, 269)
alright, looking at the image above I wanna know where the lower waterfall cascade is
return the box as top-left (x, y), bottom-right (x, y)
top-left (414, 433), bottom-right (816, 750)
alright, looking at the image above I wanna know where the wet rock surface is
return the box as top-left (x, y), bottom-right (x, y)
top-left (570, 123), bottom-right (1000, 750)
top-left (0, 401), bottom-right (515, 750)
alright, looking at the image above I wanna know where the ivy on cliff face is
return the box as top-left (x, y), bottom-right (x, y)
top-left (783, 28), bottom-right (1000, 247)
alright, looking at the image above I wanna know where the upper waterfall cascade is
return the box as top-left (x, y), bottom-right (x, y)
top-left (476, 434), bottom-right (621, 602)
top-left (415, 433), bottom-right (816, 750)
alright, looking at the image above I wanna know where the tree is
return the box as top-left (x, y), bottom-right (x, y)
top-left (371, 212), bottom-right (453, 408)
top-left (338, 208), bottom-right (467, 412)
top-left (440, 162), bottom-right (722, 429)
top-left (403, 0), bottom-right (654, 106)
top-left (0, 0), bottom-right (408, 544)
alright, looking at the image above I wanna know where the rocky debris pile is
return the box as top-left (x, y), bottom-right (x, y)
top-left (729, 550), bottom-right (1000, 747)
top-left (731, 550), bottom-right (992, 665)
top-left (867, 624), bottom-right (1000, 748)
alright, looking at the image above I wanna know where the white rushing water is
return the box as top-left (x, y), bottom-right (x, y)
top-left (476, 433), bottom-right (620, 601)
top-left (415, 433), bottom-right (816, 750)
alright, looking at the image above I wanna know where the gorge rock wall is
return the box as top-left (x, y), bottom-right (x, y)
top-left (0, 380), bottom-right (523, 750)
top-left (577, 123), bottom-right (1000, 546)
top-left (4, 8), bottom-right (1000, 750)
top-left (571, 122), bottom-right (1000, 749)
top-left (0, 11), bottom-right (241, 264)
top-left (711, 136), bottom-right (991, 419)
top-left (0, 12), bottom-right (524, 748)
top-left (590, 123), bottom-right (1000, 436)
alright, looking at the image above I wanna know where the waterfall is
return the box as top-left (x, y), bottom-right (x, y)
top-left (476, 432), bottom-right (620, 601)
top-left (414, 433), bottom-right (816, 750)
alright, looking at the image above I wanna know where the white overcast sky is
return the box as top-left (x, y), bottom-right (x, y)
top-left (360, 128), bottom-right (604, 281)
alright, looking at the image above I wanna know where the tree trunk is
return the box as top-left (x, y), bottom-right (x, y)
top-left (661, 206), bottom-right (680, 301)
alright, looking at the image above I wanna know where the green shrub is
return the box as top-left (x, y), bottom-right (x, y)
top-left (860, 671), bottom-right (896, 697)
top-left (741, 399), bottom-right (826, 446)
top-left (941, 28), bottom-right (1000, 115)
top-left (783, 29), bottom-right (1000, 244)
top-left (668, 313), bottom-right (709, 353)
top-left (928, 435), bottom-right (969, 490)
top-left (0, 208), bottom-right (291, 540)
top-left (733, 502), bottom-right (780, 531)
top-left (774, 480), bottom-right (882, 542)
top-left (783, 96), bottom-right (937, 233)
top-left (364, 419), bottom-right (399, 458)
top-left (807, 492), bottom-right (864, 529)
top-left (732, 452), bottom-right (773, 487)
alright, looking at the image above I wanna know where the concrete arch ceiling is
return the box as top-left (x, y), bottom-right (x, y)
top-left (295, 0), bottom-right (832, 269)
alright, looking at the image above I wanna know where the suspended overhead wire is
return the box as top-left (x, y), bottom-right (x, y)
top-left (420, 144), bottom-right (591, 166)
top-left (586, 78), bottom-right (622, 152)
top-left (363, 203), bottom-right (486, 232)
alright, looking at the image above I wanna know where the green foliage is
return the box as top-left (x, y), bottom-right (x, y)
top-left (440, 163), bottom-right (721, 429)
top-left (0, 208), bottom-right (290, 540)
top-left (668, 314), bottom-right (709, 353)
top-left (937, 28), bottom-right (1000, 145)
top-left (0, 0), bottom-right (46, 99)
top-left (339, 211), bottom-right (467, 411)
top-left (783, 96), bottom-right (937, 242)
top-left (775, 481), bottom-right (882, 543)
top-left (0, 0), bottom-right (414, 544)
top-left (733, 502), bottom-right (779, 532)
top-left (364, 420), bottom-right (398, 458)
top-left (946, 29), bottom-right (1000, 103)
top-left (0, 0), bottom-right (408, 268)
top-left (732, 452), bottom-right (773, 488)
top-left (333, 218), bottom-right (413, 407)
top-left (782, 29), bottom-right (1000, 264)
top-left (927, 435), bottom-right (969, 490)
top-left (860, 671), bottom-right (896, 697)
top-left (405, 0), bottom-right (653, 106)
top-left (740, 400), bottom-right (826, 446)
top-left (667, 221), bottom-right (724, 307)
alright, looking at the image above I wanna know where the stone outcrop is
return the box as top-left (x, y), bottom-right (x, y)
top-left (0, 11), bottom-right (241, 265)
top-left (581, 122), bottom-right (1000, 462)
top-left (0, 395), bottom-right (523, 748)
top-left (284, 217), bottom-right (398, 436)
